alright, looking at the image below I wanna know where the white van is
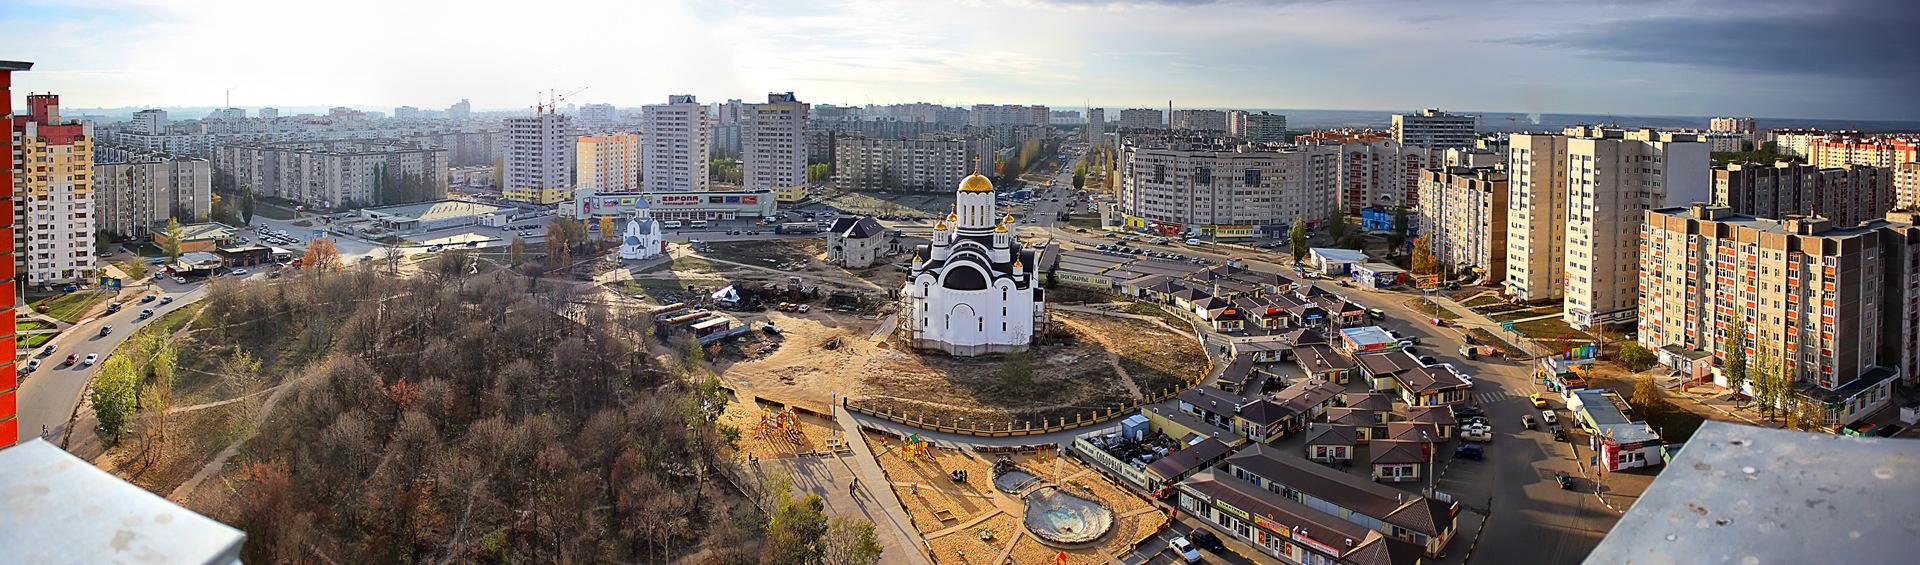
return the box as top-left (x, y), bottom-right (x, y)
top-left (688, 220), bottom-right (709, 229)
top-left (662, 220), bottom-right (684, 229)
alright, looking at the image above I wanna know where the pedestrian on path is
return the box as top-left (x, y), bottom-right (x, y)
top-left (850, 478), bottom-right (859, 496)
top-left (910, 482), bottom-right (918, 495)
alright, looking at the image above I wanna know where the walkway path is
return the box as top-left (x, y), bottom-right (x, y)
top-left (1056, 317), bottom-right (1143, 401)
top-left (841, 403), bottom-right (1089, 451)
top-left (834, 405), bottom-right (935, 565)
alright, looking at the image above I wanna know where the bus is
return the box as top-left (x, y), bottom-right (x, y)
top-left (688, 220), bottom-right (709, 229)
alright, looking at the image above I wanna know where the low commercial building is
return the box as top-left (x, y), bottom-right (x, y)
top-left (1310, 247), bottom-right (1367, 275)
top-left (570, 187), bottom-right (778, 221)
top-left (1225, 444), bottom-right (1459, 558)
top-left (152, 222), bottom-right (240, 254)
top-left (1352, 262), bottom-right (1408, 289)
top-left (1566, 389), bottom-right (1664, 472)
top-left (360, 200), bottom-right (515, 234)
top-left (1175, 469), bottom-right (1427, 565)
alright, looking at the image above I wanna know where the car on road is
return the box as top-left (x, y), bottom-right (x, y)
top-left (1522, 415), bottom-right (1536, 429)
top-left (1169, 536), bottom-right (1201, 562)
top-left (140, 295), bottom-right (156, 303)
top-left (159, 296), bottom-right (173, 305)
top-left (106, 302), bottom-right (122, 314)
top-left (1540, 410), bottom-right (1557, 425)
top-left (1454, 444), bottom-right (1484, 460)
top-left (173, 276), bottom-right (186, 283)
top-left (1460, 345), bottom-right (1481, 359)
top-left (1552, 427), bottom-right (1568, 442)
top-left (1556, 471), bottom-right (1575, 489)
top-left (1074, 227), bottom-right (1088, 233)
top-left (1530, 394), bottom-right (1549, 408)
top-left (1188, 529), bottom-right (1223, 552)
top-left (40, 344), bottom-right (56, 356)
top-left (1460, 424), bottom-right (1494, 442)
top-left (231, 268), bottom-right (249, 276)
top-left (25, 359), bottom-right (39, 371)
top-left (1368, 308), bottom-right (1386, 320)
top-left (138, 309), bottom-right (154, 320)
top-left (83, 353), bottom-right (98, 366)
top-left (64, 354), bottom-right (77, 366)
top-left (150, 258), bottom-right (168, 264)
top-left (1453, 404), bottom-right (1485, 419)
top-left (99, 326), bottom-right (113, 336)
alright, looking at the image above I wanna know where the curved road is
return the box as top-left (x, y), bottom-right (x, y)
top-left (15, 277), bottom-right (213, 445)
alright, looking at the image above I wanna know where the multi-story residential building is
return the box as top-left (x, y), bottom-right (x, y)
top-left (1301, 131), bottom-right (1432, 214)
top-left (577, 103), bottom-right (617, 129)
top-left (1170, 109), bottom-right (1229, 132)
top-left (392, 106), bottom-right (419, 120)
top-left (1639, 205), bottom-right (1920, 429)
top-left (1505, 133), bottom-right (1569, 301)
top-left (257, 107), bottom-right (278, 120)
top-left (1897, 162), bottom-right (1920, 211)
top-left (1769, 129), bottom-right (1827, 157)
top-left (832, 134), bottom-right (996, 193)
top-left (1047, 110), bottom-right (1083, 126)
top-left (1086, 108), bottom-right (1105, 142)
top-left (575, 132), bottom-right (641, 192)
top-left (446, 99), bottom-right (470, 120)
top-left (1118, 137), bottom-right (1339, 239)
top-left (1244, 112), bottom-right (1288, 143)
top-left (502, 112), bottom-right (574, 204)
top-left (132, 109), bottom-right (168, 135)
top-left (11, 94), bottom-right (97, 289)
top-left (742, 92), bottom-right (809, 194)
top-left (1562, 127), bottom-right (1711, 330)
top-left (642, 95), bottom-right (710, 192)
top-left (1226, 110), bottom-right (1248, 137)
top-left (967, 104), bottom-right (1047, 127)
top-left (1391, 108), bottom-right (1476, 150)
top-left (1714, 161), bottom-right (1892, 227)
top-left (1417, 166), bottom-right (1508, 283)
top-left (94, 149), bottom-right (211, 237)
top-left (1118, 108), bottom-right (1164, 130)
top-left (1710, 117), bottom-right (1758, 143)
top-left (1808, 136), bottom-right (1920, 169)
top-left (1, 60), bottom-right (28, 447)
top-left (215, 140), bottom-right (448, 208)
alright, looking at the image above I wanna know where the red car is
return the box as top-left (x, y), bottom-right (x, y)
top-left (63, 353), bottom-right (77, 366)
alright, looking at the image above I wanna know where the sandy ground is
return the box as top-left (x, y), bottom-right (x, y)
top-left (719, 398), bottom-right (847, 460)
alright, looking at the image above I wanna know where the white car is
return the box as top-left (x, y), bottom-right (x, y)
top-left (1169, 536), bottom-right (1201, 563)
top-left (1460, 423), bottom-right (1494, 442)
top-left (172, 276), bottom-right (186, 284)
top-left (1541, 410), bottom-right (1558, 425)
top-left (83, 353), bottom-right (98, 366)
top-left (231, 268), bottom-right (249, 276)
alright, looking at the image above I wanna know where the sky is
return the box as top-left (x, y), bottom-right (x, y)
top-left (4, 0), bottom-right (1916, 120)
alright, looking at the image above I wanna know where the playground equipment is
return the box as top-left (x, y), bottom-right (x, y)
top-left (899, 433), bottom-right (939, 463)
top-left (758, 407), bottom-right (805, 447)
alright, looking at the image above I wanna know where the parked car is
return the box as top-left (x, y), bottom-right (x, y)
top-left (1556, 471), bottom-right (1575, 489)
top-left (1552, 427), bottom-right (1568, 442)
top-left (83, 353), bottom-right (98, 366)
top-left (26, 359), bottom-right (39, 371)
top-left (1454, 444), bottom-right (1484, 460)
top-left (1540, 410), bottom-right (1558, 425)
top-left (1188, 529), bottom-right (1224, 552)
top-left (173, 276), bottom-right (186, 283)
top-left (1453, 405), bottom-right (1486, 419)
top-left (1460, 425), bottom-right (1494, 442)
top-left (40, 344), bottom-right (55, 356)
top-left (1530, 394), bottom-right (1549, 408)
top-left (1169, 536), bottom-right (1201, 563)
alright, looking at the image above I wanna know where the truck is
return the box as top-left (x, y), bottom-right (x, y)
top-left (774, 222), bottom-right (823, 234)
top-left (691, 317), bottom-right (750, 345)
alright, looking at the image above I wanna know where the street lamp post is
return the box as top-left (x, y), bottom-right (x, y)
top-left (1423, 430), bottom-right (1433, 497)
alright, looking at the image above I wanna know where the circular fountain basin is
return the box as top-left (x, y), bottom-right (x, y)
top-left (1022, 486), bottom-right (1114, 546)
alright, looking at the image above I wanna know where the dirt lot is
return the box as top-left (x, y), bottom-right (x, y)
top-left (818, 192), bottom-right (953, 218)
top-left (718, 398), bottom-right (845, 460)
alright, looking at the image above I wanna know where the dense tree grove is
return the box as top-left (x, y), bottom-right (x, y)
top-left (205, 268), bottom-right (765, 563)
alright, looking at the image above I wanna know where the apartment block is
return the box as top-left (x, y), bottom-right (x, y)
top-left (742, 92), bottom-right (809, 194)
top-left (1505, 133), bottom-right (1569, 301)
top-left (1897, 162), bottom-right (1920, 211)
top-left (502, 112), bottom-right (574, 204)
top-left (967, 104), bottom-right (1047, 127)
top-left (1244, 112), bottom-right (1288, 143)
top-left (577, 103), bottom-right (617, 129)
top-left (1, 61), bottom-right (28, 447)
top-left (1639, 205), bottom-right (1918, 429)
top-left (1086, 108), bottom-right (1105, 141)
top-left (642, 95), bottom-right (711, 192)
top-left (1118, 137), bottom-right (1339, 237)
top-left (215, 140), bottom-right (448, 208)
top-left (1303, 132), bottom-right (1430, 214)
top-left (575, 132), bottom-right (641, 192)
top-left (1713, 161), bottom-right (1891, 227)
top-left (1808, 136), bottom-right (1920, 169)
top-left (1118, 108), bottom-right (1165, 130)
top-left (1562, 127), bottom-right (1710, 330)
top-left (1391, 108), bottom-right (1476, 150)
top-left (1417, 166), bottom-right (1508, 283)
top-left (11, 94), bottom-right (97, 288)
top-left (1709, 117), bottom-right (1758, 144)
top-left (1769, 129), bottom-right (1827, 157)
top-left (832, 134), bottom-right (996, 193)
top-left (1170, 109), bottom-right (1229, 132)
top-left (132, 108), bottom-right (168, 135)
top-left (95, 149), bottom-right (212, 237)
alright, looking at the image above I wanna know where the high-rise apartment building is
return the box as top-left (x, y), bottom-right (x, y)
top-left (1244, 112), bottom-right (1288, 143)
top-left (1, 61), bottom-right (28, 448)
top-left (1709, 117), bottom-right (1758, 146)
top-left (1561, 127), bottom-right (1710, 330)
top-left (95, 149), bottom-right (212, 237)
top-left (502, 112), bottom-right (575, 204)
top-left (1226, 110), bottom-right (1248, 137)
top-left (258, 107), bottom-right (278, 120)
top-left (11, 94), bottom-right (97, 289)
top-left (742, 92), bottom-right (809, 195)
top-left (1118, 137), bottom-right (1339, 237)
top-left (1807, 137), bottom-right (1920, 169)
top-left (577, 103), bottom-right (617, 129)
top-left (1713, 162), bottom-right (1892, 227)
top-left (1392, 109), bottom-right (1477, 150)
top-left (217, 140), bottom-right (448, 207)
top-left (1300, 131), bottom-right (1430, 214)
top-left (1639, 205), bottom-right (1919, 429)
top-left (1504, 133), bottom-right (1569, 301)
top-left (1417, 166), bottom-right (1509, 283)
top-left (447, 99), bottom-right (471, 120)
top-left (1118, 108), bottom-right (1164, 130)
top-left (968, 104), bottom-right (1047, 127)
top-left (833, 134), bottom-right (997, 193)
top-left (1086, 108), bottom-right (1105, 141)
top-left (392, 106), bottom-right (420, 120)
top-left (1897, 162), bottom-right (1920, 211)
top-left (132, 109), bottom-right (167, 135)
top-left (642, 95), bottom-right (711, 192)
top-left (1170, 109), bottom-right (1229, 132)
top-left (575, 132), bottom-right (641, 192)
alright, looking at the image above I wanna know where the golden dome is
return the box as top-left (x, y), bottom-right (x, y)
top-left (946, 212), bottom-right (958, 222)
top-left (1003, 214), bottom-right (1016, 224)
top-left (959, 173), bottom-right (994, 193)
top-left (995, 223), bottom-right (1008, 233)
top-left (935, 221), bottom-right (948, 231)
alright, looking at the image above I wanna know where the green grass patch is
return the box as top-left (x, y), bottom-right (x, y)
top-left (1122, 301), bottom-right (1191, 328)
top-left (112, 261), bottom-right (151, 279)
top-left (1491, 305), bottom-right (1564, 323)
top-left (1406, 298), bottom-right (1461, 320)
top-left (30, 292), bottom-right (111, 323)
top-left (252, 203), bottom-right (300, 220)
top-left (17, 320), bottom-right (54, 332)
top-left (610, 278), bottom-right (727, 300)
top-left (290, 220), bottom-right (314, 228)
top-left (670, 256), bottom-right (716, 272)
top-left (1066, 215), bottom-right (1102, 229)
top-left (1461, 294), bottom-right (1504, 308)
top-left (22, 332), bottom-right (56, 348)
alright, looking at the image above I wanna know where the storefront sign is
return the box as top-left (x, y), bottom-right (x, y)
top-left (742, 195), bottom-right (758, 204)
top-left (1252, 514), bottom-right (1289, 536)
top-left (1294, 531), bottom-right (1341, 557)
top-left (1216, 500), bottom-right (1249, 520)
top-left (658, 195), bottom-right (701, 205)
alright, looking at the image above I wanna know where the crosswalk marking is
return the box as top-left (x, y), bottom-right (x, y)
top-left (1476, 391), bottom-right (1516, 404)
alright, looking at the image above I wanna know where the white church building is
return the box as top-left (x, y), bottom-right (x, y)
top-left (899, 173), bottom-right (1047, 356)
top-left (618, 216), bottom-right (664, 260)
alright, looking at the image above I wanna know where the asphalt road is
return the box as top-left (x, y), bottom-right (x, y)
top-left (15, 277), bottom-right (212, 444)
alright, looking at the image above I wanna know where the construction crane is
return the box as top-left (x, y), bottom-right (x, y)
top-left (536, 87), bottom-right (588, 115)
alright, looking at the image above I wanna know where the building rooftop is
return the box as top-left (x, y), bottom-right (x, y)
top-left (1587, 422), bottom-right (1920, 565)
top-left (1179, 469), bottom-right (1424, 565)
top-left (170, 222), bottom-right (239, 242)
top-left (1310, 248), bottom-right (1368, 262)
top-left (0, 439), bottom-right (246, 564)
top-left (365, 199), bottom-right (513, 222)
top-left (1145, 437), bottom-right (1235, 481)
top-left (1226, 444), bottom-right (1453, 537)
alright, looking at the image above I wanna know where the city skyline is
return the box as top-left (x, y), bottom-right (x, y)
top-left (4, 0), bottom-right (1914, 121)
